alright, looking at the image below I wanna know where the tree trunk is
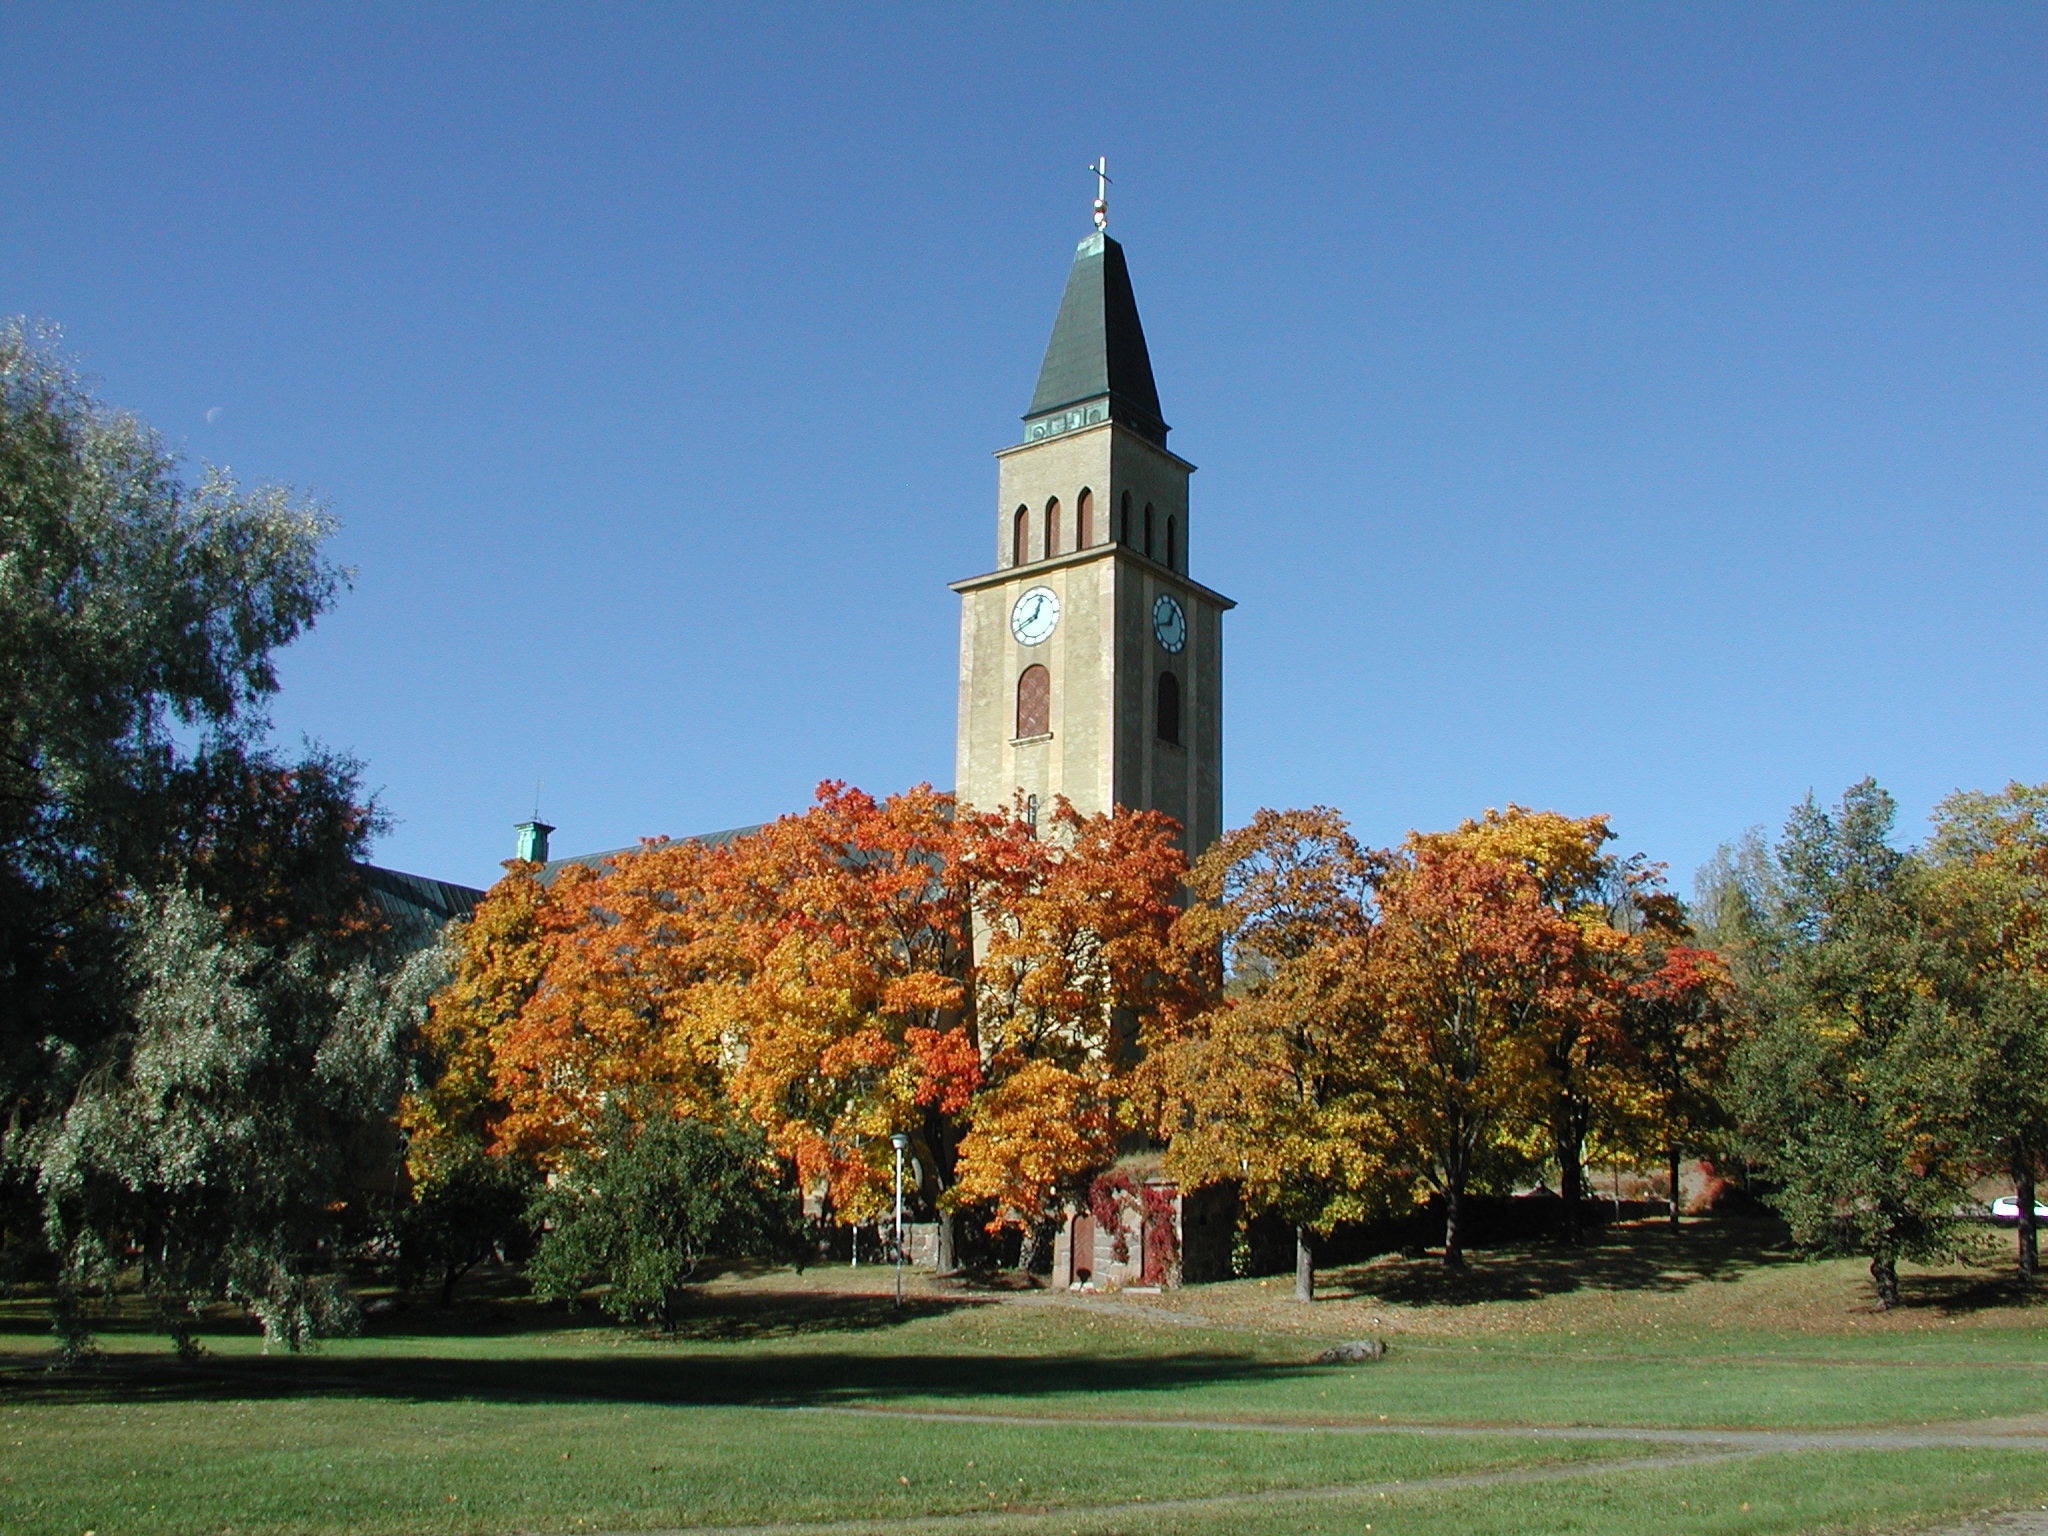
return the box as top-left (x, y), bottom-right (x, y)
top-left (1555, 1109), bottom-right (1587, 1244)
top-left (1294, 1226), bottom-right (1315, 1303)
top-left (935, 1209), bottom-right (958, 1275)
top-left (1869, 1252), bottom-right (1899, 1310)
top-left (1668, 1145), bottom-right (1683, 1229)
top-left (2015, 1154), bottom-right (2038, 1282)
top-left (1018, 1216), bottom-right (1055, 1276)
top-left (1443, 1182), bottom-right (1466, 1269)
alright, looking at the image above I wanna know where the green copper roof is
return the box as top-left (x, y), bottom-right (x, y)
top-left (1024, 232), bottom-right (1167, 445)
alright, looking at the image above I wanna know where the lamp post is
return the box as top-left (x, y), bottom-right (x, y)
top-left (890, 1132), bottom-right (909, 1308)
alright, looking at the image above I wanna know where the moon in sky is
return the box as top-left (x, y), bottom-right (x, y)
top-left (205, 406), bottom-right (224, 424)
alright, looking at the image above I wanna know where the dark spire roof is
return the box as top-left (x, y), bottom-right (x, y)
top-left (1024, 232), bottom-right (1167, 445)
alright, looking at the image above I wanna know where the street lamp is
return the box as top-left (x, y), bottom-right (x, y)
top-left (890, 1132), bottom-right (910, 1308)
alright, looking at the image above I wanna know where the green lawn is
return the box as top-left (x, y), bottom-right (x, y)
top-left (3, 1219), bottom-right (2046, 1535)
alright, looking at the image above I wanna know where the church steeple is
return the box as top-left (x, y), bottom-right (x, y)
top-left (953, 201), bottom-right (1231, 866)
top-left (1023, 232), bottom-right (1168, 447)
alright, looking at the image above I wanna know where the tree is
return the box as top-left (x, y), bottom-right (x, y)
top-left (699, 783), bottom-right (972, 1245)
top-left (1924, 782), bottom-right (2048, 1279)
top-left (1724, 780), bottom-right (1972, 1308)
top-left (34, 887), bottom-right (436, 1356)
top-left (485, 839), bottom-right (731, 1167)
top-left (394, 1150), bottom-right (537, 1306)
top-left (954, 797), bottom-right (1191, 1251)
top-left (1140, 808), bottom-right (1385, 1301)
top-left (0, 321), bottom-right (344, 1122)
top-left (399, 860), bottom-right (551, 1182)
top-left (1413, 807), bottom-right (1662, 1240)
top-left (1360, 840), bottom-right (1580, 1268)
top-left (1622, 941), bottom-right (1736, 1227)
top-left (526, 1113), bottom-right (804, 1329)
top-left (0, 322), bottom-right (411, 1352)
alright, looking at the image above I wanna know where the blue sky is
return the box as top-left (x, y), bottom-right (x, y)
top-left (6, 4), bottom-right (2044, 893)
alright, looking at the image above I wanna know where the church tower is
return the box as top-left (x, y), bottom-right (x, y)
top-left (951, 211), bottom-right (1232, 853)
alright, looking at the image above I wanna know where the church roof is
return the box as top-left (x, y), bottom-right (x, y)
top-left (363, 864), bottom-right (484, 947)
top-left (533, 822), bottom-right (765, 885)
top-left (1025, 232), bottom-right (1168, 445)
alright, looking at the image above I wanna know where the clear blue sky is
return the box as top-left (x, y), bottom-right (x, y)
top-left (7, 4), bottom-right (2044, 894)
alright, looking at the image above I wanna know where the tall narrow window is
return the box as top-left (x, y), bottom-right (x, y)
top-left (1144, 504), bottom-right (1155, 559)
top-left (1044, 497), bottom-right (1061, 560)
top-left (1120, 491), bottom-right (1132, 545)
top-left (1156, 670), bottom-right (1181, 745)
top-left (1016, 664), bottom-right (1050, 738)
top-left (1012, 506), bottom-right (1029, 567)
top-left (1166, 515), bottom-right (1179, 570)
top-left (1076, 488), bottom-right (1093, 549)
top-left (1024, 793), bottom-right (1039, 834)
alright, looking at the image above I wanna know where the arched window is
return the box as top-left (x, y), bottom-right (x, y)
top-left (1156, 670), bottom-right (1181, 745)
top-left (1076, 488), bottom-right (1093, 549)
top-left (1044, 497), bottom-right (1061, 560)
top-left (1012, 506), bottom-right (1029, 567)
top-left (1120, 491), bottom-right (1132, 545)
top-left (1166, 515), bottom-right (1179, 570)
top-left (1016, 664), bottom-right (1050, 739)
top-left (1144, 503), bottom-right (1155, 559)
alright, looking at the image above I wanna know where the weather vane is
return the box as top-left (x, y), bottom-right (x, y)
top-left (1090, 156), bottom-right (1111, 232)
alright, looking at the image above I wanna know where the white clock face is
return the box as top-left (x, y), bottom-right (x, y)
top-left (1011, 585), bottom-right (1061, 645)
top-left (1153, 593), bottom-right (1187, 653)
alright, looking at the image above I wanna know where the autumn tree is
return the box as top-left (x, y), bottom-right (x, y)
top-left (489, 837), bottom-right (732, 1166)
top-left (954, 797), bottom-right (1193, 1261)
top-left (1414, 807), bottom-right (1684, 1240)
top-left (1360, 839), bottom-right (1581, 1268)
top-left (691, 783), bottom-right (974, 1248)
top-left (1140, 808), bottom-right (1384, 1301)
top-left (400, 860), bottom-right (551, 1182)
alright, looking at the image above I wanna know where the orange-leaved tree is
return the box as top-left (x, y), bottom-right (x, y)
top-left (488, 837), bottom-right (731, 1167)
top-left (1360, 838), bottom-right (1582, 1268)
top-left (698, 782), bottom-right (974, 1237)
top-left (400, 859), bottom-right (551, 1184)
top-left (953, 796), bottom-right (1192, 1250)
top-left (1413, 806), bottom-right (1676, 1238)
top-left (1138, 807), bottom-right (1387, 1301)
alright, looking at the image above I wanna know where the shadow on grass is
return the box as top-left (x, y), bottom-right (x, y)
top-left (1323, 1217), bottom-right (1796, 1308)
top-left (1900, 1270), bottom-right (2048, 1317)
top-left (0, 1333), bottom-right (1306, 1414)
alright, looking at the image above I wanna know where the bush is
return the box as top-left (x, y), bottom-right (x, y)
top-left (526, 1114), bottom-right (804, 1328)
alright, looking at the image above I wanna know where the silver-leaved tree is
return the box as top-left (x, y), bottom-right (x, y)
top-left (0, 320), bottom-right (424, 1355)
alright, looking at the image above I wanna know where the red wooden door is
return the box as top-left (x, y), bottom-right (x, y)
top-left (1070, 1214), bottom-right (1095, 1285)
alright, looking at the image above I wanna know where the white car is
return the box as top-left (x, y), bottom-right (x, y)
top-left (1989, 1195), bottom-right (2048, 1220)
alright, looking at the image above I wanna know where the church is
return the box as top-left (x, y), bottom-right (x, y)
top-left (382, 188), bottom-right (1239, 1286)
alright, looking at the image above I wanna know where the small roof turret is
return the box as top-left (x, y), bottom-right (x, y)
top-left (1023, 231), bottom-right (1167, 447)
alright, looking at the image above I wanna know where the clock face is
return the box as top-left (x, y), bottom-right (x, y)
top-left (1153, 593), bottom-right (1187, 653)
top-left (1011, 585), bottom-right (1061, 646)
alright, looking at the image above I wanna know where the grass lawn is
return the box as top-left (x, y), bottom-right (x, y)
top-left (3, 1217), bottom-right (2047, 1535)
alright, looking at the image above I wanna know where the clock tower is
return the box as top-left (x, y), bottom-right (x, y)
top-left (951, 219), bottom-right (1232, 853)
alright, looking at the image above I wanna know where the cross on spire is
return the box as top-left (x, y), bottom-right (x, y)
top-left (1090, 156), bottom-right (1111, 232)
